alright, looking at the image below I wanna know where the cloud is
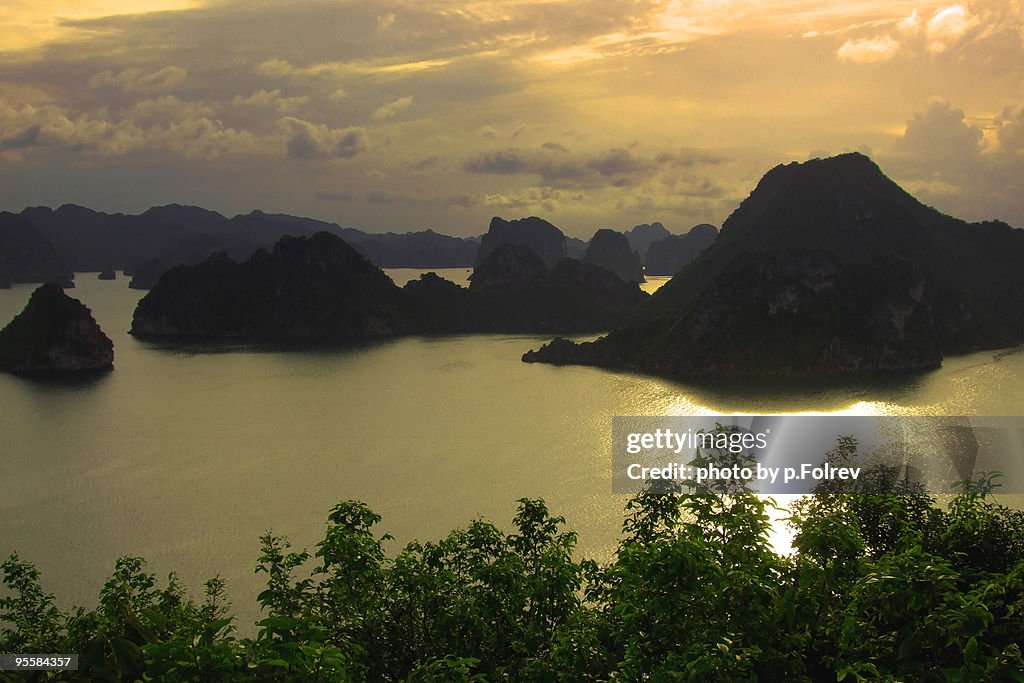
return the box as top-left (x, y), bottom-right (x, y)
top-left (463, 149), bottom-right (528, 174)
top-left (88, 66), bottom-right (188, 93)
top-left (463, 143), bottom-right (723, 190)
top-left (0, 97), bottom-right (260, 159)
top-left (836, 3), bottom-right (1002, 65)
top-left (997, 106), bottom-right (1024, 155)
top-left (317, 187), bottom-right (446, 208)
top-left (128, 96), bottom-right (217, 125)
top-left (837, 35), bottom-right (900, 62)
top-left (883, 99), bottom-right (1024, 227)
top-left (256, 59), bottom-right (297, 79)
top-left (0, 124), bottom-right (42, 151)
top-left (377, 12), bottom-right (396, 31)
top-left (901, 100), bottom-right (983, 165)
top-left (897, 9), bottom-right (921, 33)
top-left (316, 190), bottom-right (355, 202)
top-left (372, 95), bottom-right (414, 120)
top-left (926, 4), bottom-right (980, 53)
top-left (1, 0), bottom-right (1022, 231)
top-left (280, 117), bottom-right (368, 159)
top-left (231, 89), bottom-right (308, 113)
top-left (587, 148), bottom-right (653, 178)
top-left (412, 154), bottom-right (439, 169)
top-left (450, 186), bottom-right (585, 213)
top-left (655, 148), bottom-right (727, 167)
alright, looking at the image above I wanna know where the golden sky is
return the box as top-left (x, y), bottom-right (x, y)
top-left (1, 0), bottom-right (1022, 235)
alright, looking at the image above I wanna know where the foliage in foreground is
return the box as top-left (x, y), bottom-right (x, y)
top-left (3, 442), bottom-right (1024, 681)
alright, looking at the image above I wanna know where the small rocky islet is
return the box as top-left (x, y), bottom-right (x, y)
top-left (0, 282), bottom-right (113, 373)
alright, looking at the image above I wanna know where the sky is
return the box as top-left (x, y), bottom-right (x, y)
top-left (1, 0), bottom-right (1022, 238)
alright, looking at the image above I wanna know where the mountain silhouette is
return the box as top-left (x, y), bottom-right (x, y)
top-left (524, 153), bottom-right (1024, 377)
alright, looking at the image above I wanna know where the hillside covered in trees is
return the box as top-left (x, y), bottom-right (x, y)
top-left (3, 435), bottom-right (1023, 681)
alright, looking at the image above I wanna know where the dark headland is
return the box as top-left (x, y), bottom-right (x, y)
top-left (524, 152), bottom-right (1024, 378)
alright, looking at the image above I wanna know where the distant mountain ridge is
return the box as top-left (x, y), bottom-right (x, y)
top-left (644, 223), bottom-right (718, 275)
top-left (624, 222), bottom-right (671, 263)
top-left (524, 152), bottom-right (1024, 377)
top-left (0, 213), bottom-right (75, 288)
top-left (4, 202), bottom-right (703, 290)
top-left (9, 204), bottom-right (483, 288)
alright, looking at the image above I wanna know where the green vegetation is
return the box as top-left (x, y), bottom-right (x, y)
top-left (3, 441), bottom-right (1024, 681)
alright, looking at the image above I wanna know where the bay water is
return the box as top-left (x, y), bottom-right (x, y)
top-left (2, 271), bottom-right (1023, 626)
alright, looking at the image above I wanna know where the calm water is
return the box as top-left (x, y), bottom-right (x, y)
top-left (3, 272), bottom-right (1024, 626)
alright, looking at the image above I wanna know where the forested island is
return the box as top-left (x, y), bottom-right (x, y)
top-left (524, 153), bottom-right (1024, 378)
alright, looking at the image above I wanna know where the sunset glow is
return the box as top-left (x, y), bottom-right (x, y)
top-left (1, 0), bottom-right (1022, 235)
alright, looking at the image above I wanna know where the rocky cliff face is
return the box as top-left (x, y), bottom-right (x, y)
top-left (130, 232), bottom-right (412, 340)
top-left (469, 243), bottom-right (549, 291)
top-left (644, 224), bottom-right (718, 275)
top-left (474, 216), bottom-right (567, 269)
top-left (0, 283), bottom-right (114, 373)
top-left (524, 153), bottom-right (1022, 378)
top-left (584, 229), bottom-right (645, 284)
